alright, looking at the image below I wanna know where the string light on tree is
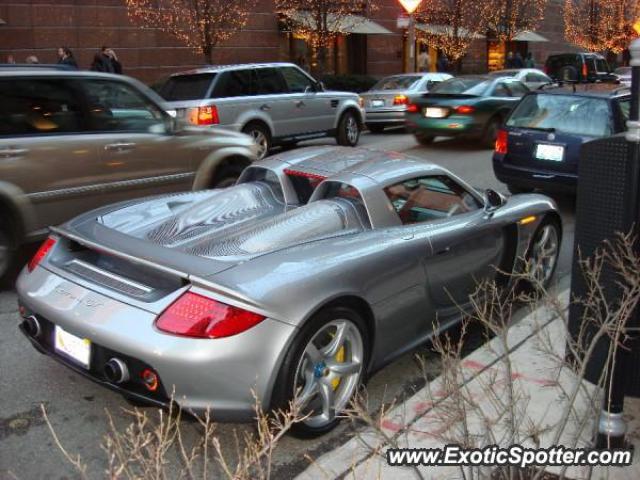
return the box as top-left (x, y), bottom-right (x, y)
top-left (125, 0), bottom-right (256, 64)
top-left (275, 0), bottom-right (378, 73)
top-left (564, 0), bottom-right (640, 53)
top-left (486, 0), bottom-right (548, 41)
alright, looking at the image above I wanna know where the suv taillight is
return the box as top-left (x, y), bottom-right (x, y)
top-left (190, 106), bottom-right (219, 126)
top-left (155, 292), bottom-right (265, 339)
top-left (495, 129), bottom-right (508, 155)
top-left (582, 62), bottom-right (588, 79)
top-left (28, 236), bottom-right (57, 272)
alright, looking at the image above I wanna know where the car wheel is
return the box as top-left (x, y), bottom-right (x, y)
top-left (482, 117), bottom-right (502, 149)
top-left (367, 124), bottom-right (386, 134)
top-left (210, 163), bottom-right (245, 188)
top-left (507, 184), bottom-right (534, 195)
top-left (242, 123), bottom-right (271, 160)
top-left (524, 217), bottom-right (561, 291)
top-left (337, 111), bottom-right (361, 147)
top-left (414, 132), bottom-right (435, 145)
top-left (0, 219), bottom-right (15, 283)
top-left (273, 306), bottom-right (368, 438)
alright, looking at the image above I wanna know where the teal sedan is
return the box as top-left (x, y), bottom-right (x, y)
top-left (405, 76), bottom-right (529, 148)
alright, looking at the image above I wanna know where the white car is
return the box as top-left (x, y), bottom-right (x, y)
top-left (488, 68), bottom-right (552, 90)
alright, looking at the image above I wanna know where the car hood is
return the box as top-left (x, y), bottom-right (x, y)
top-left (59, 186), bottom-right (365, 278)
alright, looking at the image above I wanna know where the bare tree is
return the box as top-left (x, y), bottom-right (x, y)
top-left (125, 0), bottom-right (257, 64)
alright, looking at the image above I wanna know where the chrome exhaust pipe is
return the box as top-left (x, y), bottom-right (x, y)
top-left (22, 315), bottom-right (41, 338)
top-left (104, 358), bottom-right (130, 384)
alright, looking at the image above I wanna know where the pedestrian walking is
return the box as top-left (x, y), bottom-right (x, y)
top-left (505, 51), bottom-right (514, 68)
top-left (57, 47), bottom-right (78, 69)
top-left (436, 54), bottom-right (449, 73)
top-left (514, 52), bottom-right (525, 68)
top-left (524, 52), bottom-right (535, 68)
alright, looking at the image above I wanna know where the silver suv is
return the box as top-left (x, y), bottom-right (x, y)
top-left (157, 63), bottom-right (366, 159)
top-left (0, 68), bottom-right (257, 280)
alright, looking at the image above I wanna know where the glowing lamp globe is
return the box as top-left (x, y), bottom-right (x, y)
top-left (398, 0), bottom-right (422, 14)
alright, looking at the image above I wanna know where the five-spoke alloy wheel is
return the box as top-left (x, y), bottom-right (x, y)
top-left (526, 217), bottom-right (560, 290)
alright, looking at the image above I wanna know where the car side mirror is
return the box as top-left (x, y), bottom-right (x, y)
top-left (483, 189), bottom-right (504, 212)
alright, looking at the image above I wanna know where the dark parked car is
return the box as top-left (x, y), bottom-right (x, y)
top-left (405, 76), bottom-right (529, 148)
top-left (544, 53), bottom-right (615, 83)
top-left (493, 85), bottom-right (631, 194)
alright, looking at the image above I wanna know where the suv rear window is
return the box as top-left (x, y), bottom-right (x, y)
top-left (507, 94), bottom-right (613, 137)
top-left (158, 73), bottom-right (216, 101)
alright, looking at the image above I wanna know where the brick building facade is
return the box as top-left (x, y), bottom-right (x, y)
top-left (0, 0), bottom-right (575, 83)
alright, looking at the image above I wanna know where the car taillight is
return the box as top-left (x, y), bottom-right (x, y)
top-left (582, 62), bottom-right (588, 79)
top-left (455, 105), bottom-right (475, 115)
top-left (406, 103), bottom-right (419, 113)
top-left (393, 94), bottom-right (409, 106)
top-left (28, 236), bottom-right (57, 273)
top-left (495, 129), bottom-right (508, 155)
top-left (155, 292), bottom-right (265, 339)
top-left (189, 106), bottom-right (219, 125)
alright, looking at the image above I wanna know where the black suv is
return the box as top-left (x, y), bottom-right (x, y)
top-left (545, 53), bottom-right (615, 83)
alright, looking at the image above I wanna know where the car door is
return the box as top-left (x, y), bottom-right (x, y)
top-left (0, 76), bottom-right (105, 231)
top-left (384, 175), bottom-right (504, 318)
top-left (278, 66), bottom-right (333, 136)
top-left (80, 78), bottom-right (194, 205)
top-left (253, 67), bottom-right (292, 139)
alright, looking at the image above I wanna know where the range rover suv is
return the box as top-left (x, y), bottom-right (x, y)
top-left (156, 63), bottom-right (366, 159)
top-left (0, 68), bottom-right (257, 281)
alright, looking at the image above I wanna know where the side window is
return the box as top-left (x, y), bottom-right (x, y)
top-left (82, 80), bottom-right (166, 133)
top-left (280, 67), bottom-right (314, 93)
top-left (211, 70), bottom-right (256, 98)
top-left (0, 78), bottom-right (84, 136)
top-left (384, 175), bottom-right (481, 225)
top-left (492, 82), bottom-right (511, 97)
top-left (255, 68), bottom-right (288, 95)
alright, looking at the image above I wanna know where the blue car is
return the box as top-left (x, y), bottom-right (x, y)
top-left (493, 86), bottom-right (631, 194)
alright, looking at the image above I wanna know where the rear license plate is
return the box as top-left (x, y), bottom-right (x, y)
top-left (535, 144), bottom-right (565, 162)
top-left (371, 99), bottom-right (384, 108)
top-left (54, 325), bottom-right (91, 369)
top-left (425, 107), bottom-right (448, 118)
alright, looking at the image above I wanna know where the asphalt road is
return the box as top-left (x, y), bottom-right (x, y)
top-left (0, 131), bottom-right (576, 479)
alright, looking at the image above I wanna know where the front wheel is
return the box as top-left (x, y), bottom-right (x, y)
top-left (0, 219), bottom-right (15, 284)
top-left (337, 112), bottom-right (361, 147)
top-left (273, 306), bottom-right (368, 438)
top-left (524, 217), bottom-right (561, 291)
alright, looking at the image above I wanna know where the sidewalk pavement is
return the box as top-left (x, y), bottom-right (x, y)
top-left (296, 290), bottom-right (640, 480)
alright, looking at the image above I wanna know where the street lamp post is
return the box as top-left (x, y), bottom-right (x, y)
top-left (398, 0), bottom-right (423, 73)
top-left (594, 28), bottom-right (640, 451)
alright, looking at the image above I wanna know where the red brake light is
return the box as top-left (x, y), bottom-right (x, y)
top-left (455, 105), bottom-right (475, 115)
top-left (28, 236), bottom-right (57, 273)
top-left (495, 129), bottom-right (508, 155)
top-left (406, 103), bottom-right (419, 113)
top-left (156, 292), bottom-right (265, 339)
top-left (393, 94), bottom-right (409, 106)
top-left (190, 106), bottom-right (219, 125)
top-left (582, 62), bottom-right (588, 79)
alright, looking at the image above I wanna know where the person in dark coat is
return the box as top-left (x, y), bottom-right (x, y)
top-left (513, 52), bottom-right (525, 68)
top-left (437, 54), bottom-right (449, 73)
top-left (57, 47), bottom-right (78, 69)
top-left (90, 47), bottom-right (123, 74)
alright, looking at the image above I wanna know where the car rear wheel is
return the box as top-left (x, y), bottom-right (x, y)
top-left (337, 112), bottom-right (361, 147)
top-left (273, 306), bottom-right (368, 438)
top-left (367, 123), bottom-right (386, 134)
top-left (414, 132), bottom-right (435, 145)
top-left (210, 163), bottom-right (245, 188)
top-left (524, 217), bottom-right (561, 291)
top-left (0, 219), bottom-right (15, 283)
top-left (482, 117), bottom-right (502, 149)
top-left (242, 123), bottom-right (271, 160)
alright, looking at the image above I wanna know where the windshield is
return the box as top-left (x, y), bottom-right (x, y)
top-left (507, 94), bottom-right (612, 137)
top-left (158, 73), bottom-right (216, 101)
top-left (371, 75), bottom-right (421, 91)
top-left (488, 70), bottom-right (518, 78)
top-left (430, 78), bottom-right (491, 95)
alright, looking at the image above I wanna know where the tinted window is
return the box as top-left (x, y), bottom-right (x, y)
top-left (255, 68), bottom-right (287, 95)
top-left (158, 73), bottom-right (215, 101)
top-left (372, 75), bottom-right (421, 91)
top-left (0, 78), bottom-right (84, 136)
top-left (280, 67), bottom-right (314, 93)
top-left (506, 81), bottom-right (528, 97)
top-left (385, 176), bottom-right (480, 225)
top-left (507, 94), bottom-right (612, 137)
top-left (431, 78), bottom-right (491, 95)
top-left (211, 70), bottom-right (256, 98)
top-left (82, 80), bottom-right (166, 133)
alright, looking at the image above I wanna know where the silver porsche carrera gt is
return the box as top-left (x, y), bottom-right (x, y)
top-left (16, 146), bottom-right (561, 437)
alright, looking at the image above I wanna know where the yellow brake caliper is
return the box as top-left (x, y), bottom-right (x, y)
top-left (331, 346), bottom-right (345, 390)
